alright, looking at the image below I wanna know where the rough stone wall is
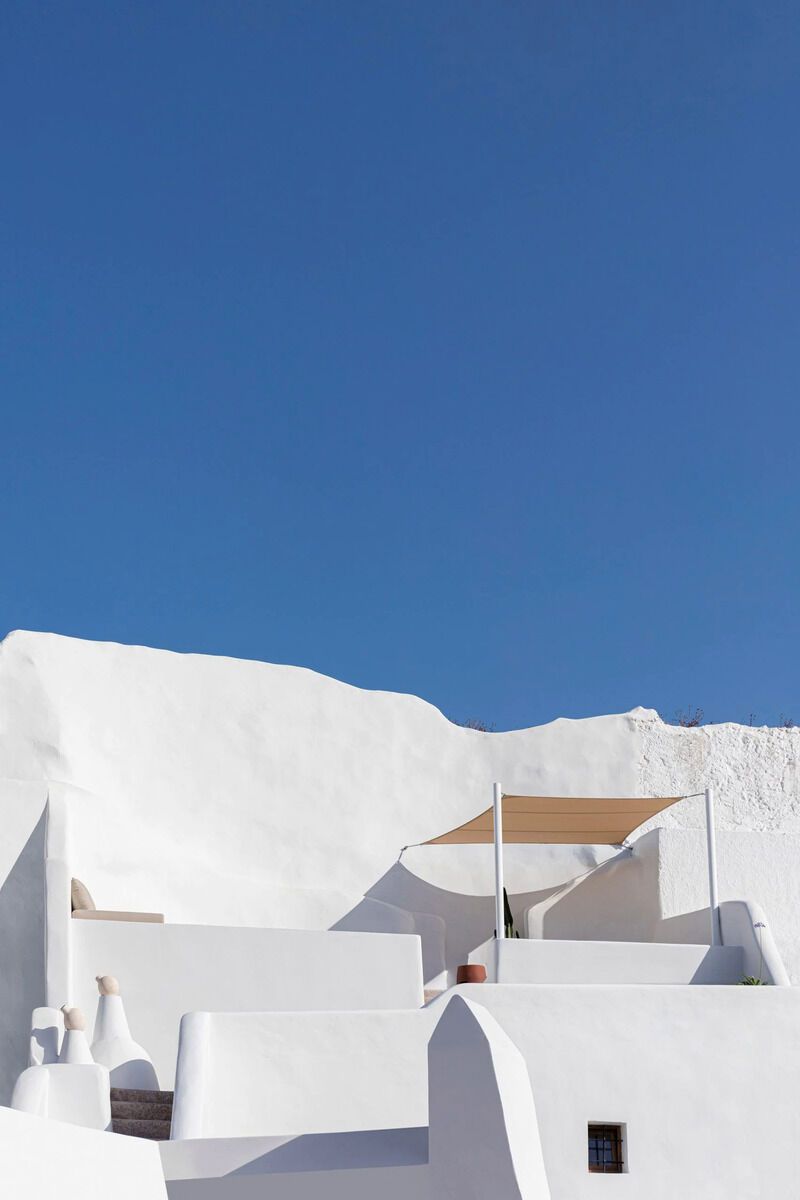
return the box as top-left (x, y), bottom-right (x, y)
top-left (631, 713), bottom-right (800, 981)
top-left (635, 712), bottom-right (800, 834)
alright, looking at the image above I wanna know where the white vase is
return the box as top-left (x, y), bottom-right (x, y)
top-left (91, 995), bottom-right (158, 1090)
top-left (59, 1028), bottom-right (94, 1065)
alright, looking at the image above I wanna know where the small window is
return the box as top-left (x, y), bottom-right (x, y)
top-left (588, 1123), bottom-right (624, 1173)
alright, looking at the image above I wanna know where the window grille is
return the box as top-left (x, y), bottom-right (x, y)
top-left (588, 1123), bottom-right (624, 1173)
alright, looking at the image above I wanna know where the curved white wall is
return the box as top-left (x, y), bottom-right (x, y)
top-left (0, 1104), bottom-right (166, 1199)
top-left (0, 631), bottom-right (647, 930)
top-left (168, 985), bottom-right (800, 1199)
top-left (11, 1062), bottom-right (111, 1130)
top-left (71, 920), bottom-right (424, 1088)
top-left (449, 984), bottom-right (800, 1200)
top-left (2, 631), bottom-right (799, 971)
top-left (172, 1009), bottom-right (434, 1140)
top-left (0, 781), bottom-right (48, 1102)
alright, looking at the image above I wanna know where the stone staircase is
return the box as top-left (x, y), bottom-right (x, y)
top-left (110, 1088), bottom-right (173, 1140)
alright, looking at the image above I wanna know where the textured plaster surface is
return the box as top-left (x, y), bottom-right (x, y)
top-left (173, 1009), bottom-right (433, 1139)
top-left (449, 983), bottom-right (800, 1200)
top-left (0, 1102), bottom-right (167, 1198)
top-left (2, 631), bottom-right (800, 976)
top-left (175, 986), bottom-right (800, 1199)
top-left (72, 920), bottom-right (424, 1087)
top-left (0, 631), bottom-right (646, 928)
top-left (636, 712), bottom-right (800, 833)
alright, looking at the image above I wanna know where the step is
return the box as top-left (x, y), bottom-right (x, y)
top-left (111, 1100), bottom-right (173, 1121)
top-left (112, 1117), bottom-right (172, 1140)
top-left (110, 1088), bottom-right (174, 1105)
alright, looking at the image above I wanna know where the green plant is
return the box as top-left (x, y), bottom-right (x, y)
top-left (503, 887), bottom-right (520, 939)
top-left (738, 922), bottom-right (769, 984)
top-left (738, 916), bottom-right (767, 984)
top-left (493, 888), bottom-right (520, 938)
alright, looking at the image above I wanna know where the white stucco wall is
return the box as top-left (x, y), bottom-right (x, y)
top-left (11, 1062), bottom-right (111, 1130)
top-left (0, 631), bottom-right (648, 933)
top-left (652, 827), bottom-right (800, 979)
top-left (166, 996), bottom-right (551, 1200)
top-left (450, 983), bottom-right (800, 1200)
top-left (171, 985), bottom-right (800, 1198)
top-left (71, 920), bottom-right (423, 1088)
top-left (495, 936), bottom-right (743, 984)
top-left (0, 781), bottom-right (48, 1103)
top-left (427, 996), bottom-right (550, 1200)
top-left (638, 716), bottom-right (800, 833)
top-left (166, 1159), bottom-right (433, 1200)
top-left (0, 1104), bottom-right (167, 1199)
top-left (172, 1009), bottom-right (433, 1139)
top-left (3, 630), bottom-right (800, 1004)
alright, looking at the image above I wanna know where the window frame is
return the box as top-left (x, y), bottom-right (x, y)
top-left (588, 1122), bottom-right (625, 1174)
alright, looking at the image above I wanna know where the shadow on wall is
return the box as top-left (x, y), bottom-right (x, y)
top-left (532, 844), bottom-right (661, 943)
top-left (333, 843), bottom-right (657, 980)
top-left (333, 861), bottom-right (552, 976)
top-left (226, 1128), bottom-right (429, 1176)
top-left (656, 909), bottom-right (711, 945)
top-left (0, 808), bottom-right (47, 1104)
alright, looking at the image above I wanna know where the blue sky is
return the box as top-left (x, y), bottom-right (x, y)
top-left (2, 2), bottom-right (798, 730)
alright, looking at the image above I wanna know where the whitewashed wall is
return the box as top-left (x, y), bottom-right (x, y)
top-left (0, 1104), bottom-right (167, 1199)
top-left (494, 936), bottom-right (743, 984)
top-left (451, 984), bottom-right (800, 1200)
top-left (170, 985), bottom-right (800, 1199)
top-left (0, 781), bottom-right (48, 1103)
top-left (0, 631), bottom-right (646, 932)
top-left (172, 1009), bottom-right (433, 1139)
top-left (2, 631), bottom-right (800, 984)
top-left (652, 826), bottom-right (800, 981)
top-left (71, 920), bottom-right (423, 1088)
top-left (166, 995), bottom-right (551, 1200)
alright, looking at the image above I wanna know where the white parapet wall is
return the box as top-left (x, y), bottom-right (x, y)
top-left (11, 1062), bottom-right (111, 1130)
top-left (164, 996), bottom-right (552, 1200)
top-left (171, 1008), bottom-right (435, 1140)
top-left (496, 936), bottom-right (744, 984)
top-left (167, 985), bottom-right (800, 1198)
top-left (71, 920), bottom-right (424, 1088)
top-left (0, 1104), bottom-right (167, 1199)
top-left (0, 631), bottom-right (653, 936)
top-left (427, 996), bottom-right (550, 1200)
top-left (653, 827), bottom-right (800, 981)
top-left (0, 633), bottom-right (798, 942)
top-left (0, 780), bottom-right (49, 1103)
top-left (447, 983), bottom-right (800, 1200)
top-left (718, 899), bottom-right (790, 985)
top-left (3, 633), bottom-right (800, 983)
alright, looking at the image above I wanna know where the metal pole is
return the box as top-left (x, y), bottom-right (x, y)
top-left (494, 782), bottom-right (505, 940)
top-left (704, 786), bottom-right (721, 946)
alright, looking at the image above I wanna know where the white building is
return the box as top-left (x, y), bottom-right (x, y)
top-left (0, 629), bottom-right (798, 1198)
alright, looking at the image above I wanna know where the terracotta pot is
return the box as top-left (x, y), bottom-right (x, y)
top-left (456, 963), bottom-right (487, 985)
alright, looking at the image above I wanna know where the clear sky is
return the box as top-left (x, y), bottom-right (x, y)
top-left (2, 2), bottom-right (798, 730)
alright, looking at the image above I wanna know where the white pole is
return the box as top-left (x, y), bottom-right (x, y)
top-left (493, 782), bottom-right (505, 941)
top-left (704, 786), bottom-right (721, 946)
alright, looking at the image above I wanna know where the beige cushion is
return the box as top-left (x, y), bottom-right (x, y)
top-left (71, 878), bottom-right (95, 912)
top-left (71, 909), bottom-right (164, 924)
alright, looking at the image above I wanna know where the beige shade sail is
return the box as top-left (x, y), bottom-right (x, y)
top-left (425, 794), bottom-right (685, 846)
